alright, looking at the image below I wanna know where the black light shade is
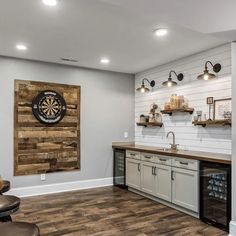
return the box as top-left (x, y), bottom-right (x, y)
top-left (197, 70), bottom-right (216, 80)
top-left (136, 82), bottom-right (150, 93)
top-left (136, 78), bottom-right (155, 93)
top-left (197, 61), bottom-right (221, 80)
top-left (162, 78), bottom-right (177, 87)
top-left (162, 71), bottom-right (184, 87)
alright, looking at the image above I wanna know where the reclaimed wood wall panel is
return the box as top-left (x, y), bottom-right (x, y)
top-left (14, 80), bottom-right (81, 176)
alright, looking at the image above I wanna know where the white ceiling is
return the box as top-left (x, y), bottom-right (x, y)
top-left (0, 0), bottom-right (235, 74)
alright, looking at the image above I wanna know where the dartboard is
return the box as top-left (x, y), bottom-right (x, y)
top-left (32, 90), bottom-right (66, 124)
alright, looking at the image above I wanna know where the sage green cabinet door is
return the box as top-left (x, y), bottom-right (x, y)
top-left (141, 162), bottom-right (155, 195)
top-left (171, 167), bottom-right (199, 212)
top-left (126, 158), bottom-right (141, 190)
top-left (155, 164), bottom-right (172, 202)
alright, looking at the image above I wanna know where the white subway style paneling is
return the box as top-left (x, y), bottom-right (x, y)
top-left (135, 44), bottom-right (232, 154)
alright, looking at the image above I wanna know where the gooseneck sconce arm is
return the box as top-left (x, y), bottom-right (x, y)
top-left (162, 70), bottom-right (184, 87)
top-left (169, 70), bottom-right (184, 81)
top-left (197, 61), bottom-right (221, 80)
top-left (136, 78), bottom-right (156, 93)
top-left (205, 61), bottom-right (221, 73)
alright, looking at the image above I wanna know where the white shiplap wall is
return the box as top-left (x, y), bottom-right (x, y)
top-left (135, 44), bottom-right (232, 154)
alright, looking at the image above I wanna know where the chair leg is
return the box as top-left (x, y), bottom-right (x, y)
top-left (0, 215), bottom-right (12, 222)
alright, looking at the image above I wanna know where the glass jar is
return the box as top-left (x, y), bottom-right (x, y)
top-left (178, 95), bottom-right (184, 108)
top-left (140, 114), bottom-right (146, 123)
top-left (170, 94), bottom-right (178, 109)
top-left (182, 98), bottom-right (189, 108)
top-left (164, 102), bottom-right (171, 110)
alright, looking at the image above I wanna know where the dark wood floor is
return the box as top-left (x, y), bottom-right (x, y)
top-left (13, 186), bottom-right (227, 236)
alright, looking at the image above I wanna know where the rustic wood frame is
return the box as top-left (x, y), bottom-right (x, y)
top-left (206, 97), bottom-right (214, 105)
top-left (213, 98), bottom-right (231, 120)
top-left (14, 80), bottom-right (81, 176)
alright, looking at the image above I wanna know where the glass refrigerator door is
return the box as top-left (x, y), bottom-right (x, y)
top-left (200, 163), bottom-right (230, 230)
top-left (114, 150), bottom-right (125, 186)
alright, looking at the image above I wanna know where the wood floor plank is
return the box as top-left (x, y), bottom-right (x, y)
top-left (12, 186), bottom-right (227, 236)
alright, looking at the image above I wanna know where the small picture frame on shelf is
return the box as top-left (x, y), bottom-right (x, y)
top-left (206, 97), bottom-right (214, 105)
top-left (213, 98), bottom-right (232, 120)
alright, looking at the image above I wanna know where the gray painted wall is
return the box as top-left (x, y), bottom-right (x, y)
top-left (0, 57), bottom-right (134, 188)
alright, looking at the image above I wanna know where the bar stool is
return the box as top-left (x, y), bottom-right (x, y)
top-left (0, 181), bottom-right (10, 195)
top-left (0, 222), bottom-right (40, 236)
top-left (0, 195), bottom-right (20, 222)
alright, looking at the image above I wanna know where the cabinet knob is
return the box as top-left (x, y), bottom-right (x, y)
top-left (171, 170), bottom-right (175, 180)
top-left (152, 167), bottom-right (157, 175)
top-left (138, 163), bottom-right (141, 172)
top-left (154, 167), bottom-right (157, 176)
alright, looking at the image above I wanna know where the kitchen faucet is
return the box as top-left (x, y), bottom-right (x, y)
top-left (166, 131), bottom-right (179, 151)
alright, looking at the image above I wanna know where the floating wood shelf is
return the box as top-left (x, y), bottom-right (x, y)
top-left (161, 108), bottom-right (194, 116)
top-left (136, 122), bottom-right (163, 128)
top-left (192, 119), bottom-right (231, 127)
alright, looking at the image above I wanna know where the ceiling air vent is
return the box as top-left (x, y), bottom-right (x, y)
top-left (61, 58), bottom-right (78, 63)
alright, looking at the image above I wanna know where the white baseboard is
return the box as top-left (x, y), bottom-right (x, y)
top-left (229, 221), bottom-right (236, 236)
top-left (8, 177), bottom-right (113, 198)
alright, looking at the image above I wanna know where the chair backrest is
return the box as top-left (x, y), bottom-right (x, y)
top-left (0, 176), bottom-right (3, 191)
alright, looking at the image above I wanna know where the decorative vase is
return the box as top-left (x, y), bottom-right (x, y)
top-left (140, 114), bottom-right (146, 123)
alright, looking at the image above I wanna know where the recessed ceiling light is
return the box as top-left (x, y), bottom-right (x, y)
top-left (42, 0), bottom-right (58, 6)
top-left (154, 28), bottom-right (168, 37)
top-left (16, 44), bottom-right (27, 51)
top-left (100, 58), bottom-right (110, 64)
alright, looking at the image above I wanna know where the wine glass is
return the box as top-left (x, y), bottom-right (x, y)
top-left (196, 110), bottom-right (202, 121)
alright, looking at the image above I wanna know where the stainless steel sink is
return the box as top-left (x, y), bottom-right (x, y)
top-left (155, 148), bottom-right (171, 151)
top-left (155, 147), bottom-right (179, 152)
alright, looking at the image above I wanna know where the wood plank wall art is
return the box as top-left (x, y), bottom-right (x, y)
top-left (14, 80), bottom-right (81, 176)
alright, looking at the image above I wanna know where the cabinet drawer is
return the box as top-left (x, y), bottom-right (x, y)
top-left (172, 157), bottom-right (198, 171)
top-left (126, 150), bottom-right (141, 160)
top-left (156, 155), bottom-right (172, 166)
top-left (141, 153), bottom-right (157, 163)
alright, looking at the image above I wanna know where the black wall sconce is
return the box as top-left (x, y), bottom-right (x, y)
top-left (197, 61), bottom-right (221, 80)
top-left (136, 78), bottom-right (155, 93)
top-left (162, 70), bottom-right (184, 87)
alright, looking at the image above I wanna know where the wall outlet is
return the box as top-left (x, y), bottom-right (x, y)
top-left (40, 174), bottom-right (46, 181)
top-left (124, 131), bottom-right (128, 138)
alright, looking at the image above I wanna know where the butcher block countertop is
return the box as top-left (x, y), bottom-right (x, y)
top-left (112, 142), bottom-right (231, 165)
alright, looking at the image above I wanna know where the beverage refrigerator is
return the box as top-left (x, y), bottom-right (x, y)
top-left (200, 161), bottom-right (231, 232)
top-left (113, 149), bottom-right (127, 188)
